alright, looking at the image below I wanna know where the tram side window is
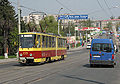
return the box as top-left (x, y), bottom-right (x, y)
top-left (62, 39), bottom-right (65, 48)
top-left (63, 39), bottom-right (67, 48)
top-left (59, 38), bottom-right (61, 47)
top-left (52, 37), bottom-right (56, 48)
top-left (65, 39), bottom-right (67, 48)
top-left (37, 35), bottom-right (40, 48)
top-left (42, 36), bottom-right (46, 48)
top-left (49, 37), bottom-right (52, 47)
top-left (60, 38), bottom-right (63, 48)
top-left (58, 38), bottom-right (60, 48)
top-left (46, 36), bottom-right (48, 48)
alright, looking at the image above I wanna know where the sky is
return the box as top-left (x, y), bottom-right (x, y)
top-left (9, 0), bottom-right (120, 20)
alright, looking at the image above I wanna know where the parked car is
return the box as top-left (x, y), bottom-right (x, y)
top-left (87, 44), bottom-right (91, 49)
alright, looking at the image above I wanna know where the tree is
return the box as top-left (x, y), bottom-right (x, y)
top-left (0, 0), bottom-right (17, 58)
top-left (79, 19), bottom-right (93, 27)
top-left (39, 16), bottom-right (59, 34)
top-left (116, 22), bottom-right (120, 31)
top-left (63, 22), bottom-right (75, 36)
top-left (103, 22), bottom-right (112, 30)
top-left (8, 27), bottom-right (18, 55)
top-left (110, 16), bottom-right (115, 19)
top-left (118, 16), bottom-right (120, 19)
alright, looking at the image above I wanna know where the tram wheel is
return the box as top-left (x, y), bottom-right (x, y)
top-left (90, 64), bottom-right (94, 67)
top-left (48, 57), bottom-right (52, 63)
top-left (61, 55), bottom-right (64, 60)
top-left (46, 57), bottom-right (49, 63)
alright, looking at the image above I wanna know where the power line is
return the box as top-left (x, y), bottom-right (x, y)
top-left (103, 0), bottom-right (114, 17)
top-left (96, 0), bottom-right (109, 16)
top-left (56, 0), bottom-right (76, 14)
top-left (10, 1), bottom-right (45, 13)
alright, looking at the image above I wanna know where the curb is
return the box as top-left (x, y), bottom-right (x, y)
top-left (67, 46), bottom-right (86, 52)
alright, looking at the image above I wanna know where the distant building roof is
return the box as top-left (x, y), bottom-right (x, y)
top-left (101, 19), bottom-right (120, 22)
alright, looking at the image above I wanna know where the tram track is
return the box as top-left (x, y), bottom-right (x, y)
top-left (4, 52), bottom-right (88, 84)
top-left (0, 49), bottom-right (89, 84)
top-left (0, 48), bottom-right (87, 76)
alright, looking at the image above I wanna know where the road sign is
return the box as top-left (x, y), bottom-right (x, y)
top-left (58, 15), bottom-right (88, 20)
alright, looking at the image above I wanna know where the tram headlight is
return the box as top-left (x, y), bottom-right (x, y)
top-left (20, 54), bottom-right (22, 56)
top-left (30, 54), bottom-right (32, 56)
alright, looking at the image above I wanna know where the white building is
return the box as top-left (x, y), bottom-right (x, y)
top-left (93, 19), bottom-right (120, 30)
top-left (23, 13), bottom-right (44, 24)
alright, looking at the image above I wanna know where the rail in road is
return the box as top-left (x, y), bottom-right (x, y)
top-left (0, 34), bottom-right (120, 84)
top-left (0, 47), bottom-right (120, 84)
top-left (0, 48), bottom-right (87, 84)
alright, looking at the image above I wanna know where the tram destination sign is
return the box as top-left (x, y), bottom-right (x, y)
top-left (58, 15), bottom-right (88, 20)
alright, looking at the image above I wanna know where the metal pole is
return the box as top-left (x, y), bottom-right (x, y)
top-left (86, 31), bottom-right (87, 43)
top-left (58, 19), bottom-right (60, 34)
top-left (69, 21), bottom-right (70, 48)
top-left (58, 8), bottom-right (63, 35)
top-left (75, 30), bottom-right (76, 48)
top-left (18, 0), bottom-right (21, 33)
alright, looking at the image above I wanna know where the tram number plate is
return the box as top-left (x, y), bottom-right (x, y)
top-left (20, 57), bottom-right (25, 60)
top-left (26, 57), bottom-right (34, 59)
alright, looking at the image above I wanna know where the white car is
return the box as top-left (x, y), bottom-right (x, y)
top-left (87, 44), bottom-right (91, 49)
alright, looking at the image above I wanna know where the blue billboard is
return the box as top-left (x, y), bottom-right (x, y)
top-left (58, 15), bottom-right (88, 20)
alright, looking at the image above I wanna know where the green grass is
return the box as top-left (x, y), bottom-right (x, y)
top-left (0, 55), bottom-right (16, 59)
top-left (8, 56), bottom-right (16, 58)
top-left (0, 56), bottom-right (5, 59)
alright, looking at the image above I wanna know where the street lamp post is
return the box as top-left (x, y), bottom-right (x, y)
top-left (18, 0), bottom-right (21, 34)
top-left (58, 8), bottom-right (63, 35)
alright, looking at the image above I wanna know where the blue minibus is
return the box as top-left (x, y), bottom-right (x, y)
top-left (90, 39), bottom-right (115, 67)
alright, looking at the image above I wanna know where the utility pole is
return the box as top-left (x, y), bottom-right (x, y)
top-left (100, 21), bottom-right (102, 30)
top-left (17, 0), bottom-right (21, 59)
top-left (86, 30), bottom-right (87, 43)
top-left (75, 27), bottom-right (78, 48)
top-left (75, 30), bottom-right (77, 48)
top-left (58, 19), bottom-right (60, 34)
top-left (18, 0), bottom-right (21, 34)
top-left (58, 8), bottom-right (63, 35)
top-left (69, 21), bottom-right (71, 48)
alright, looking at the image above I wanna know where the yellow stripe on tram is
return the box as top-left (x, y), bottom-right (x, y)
top-left (34, 58), bottom-right (46, 62)
top-left (19, 48), bottom-right (57, 51)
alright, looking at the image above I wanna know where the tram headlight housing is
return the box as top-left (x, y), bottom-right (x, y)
top-left (30, 54), bottom-right (32, 56)
top-left (20, 54), bottom-right (22, 56)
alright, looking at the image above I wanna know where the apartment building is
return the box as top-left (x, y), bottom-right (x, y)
top-left (93, 19), bottom-right (120, 30)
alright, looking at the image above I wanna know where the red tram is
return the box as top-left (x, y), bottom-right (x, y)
top-left (18, 32), bottom-right (67, 64)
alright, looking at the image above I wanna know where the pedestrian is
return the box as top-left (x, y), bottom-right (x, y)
top-left (82, 42), bottom-right (84, 47)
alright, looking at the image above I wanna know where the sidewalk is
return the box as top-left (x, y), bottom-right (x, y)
top-left (0, 58), bottom-right (17, 64)
top-left (68, 43), bottom-right (87, 51)
top-left (67, 45), bottom-right (86, 51)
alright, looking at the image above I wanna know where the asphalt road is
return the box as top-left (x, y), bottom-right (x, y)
top-left (0, 47), bottom-right (120, 84)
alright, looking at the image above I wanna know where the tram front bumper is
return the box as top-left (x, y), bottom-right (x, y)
top-left (19, 57), bottom-right (26, 63)
top-left (19, 57), bottom-right (34, 63)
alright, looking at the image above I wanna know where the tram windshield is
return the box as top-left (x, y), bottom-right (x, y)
top-left (20, 34), bottom-right (36, 48)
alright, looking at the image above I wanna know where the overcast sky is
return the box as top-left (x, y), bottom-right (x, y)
top-left (9, 0), bottom-right (120, 20)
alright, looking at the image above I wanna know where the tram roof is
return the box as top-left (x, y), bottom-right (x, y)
top-left (19, 32), bottom-right (66, 38)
